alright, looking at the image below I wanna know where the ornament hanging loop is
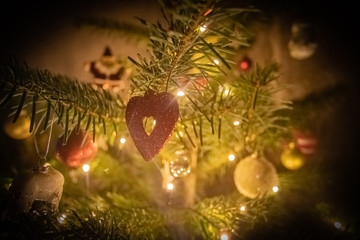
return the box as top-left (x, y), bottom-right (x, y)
top-left (33, 112), bottom-right (55, 166)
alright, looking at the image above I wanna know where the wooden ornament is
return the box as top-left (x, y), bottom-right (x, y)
top-left (126, 91), bottom-right (179, 161)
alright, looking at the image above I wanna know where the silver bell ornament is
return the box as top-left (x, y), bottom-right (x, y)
top-left (8, 163), bottom-right (64, 214)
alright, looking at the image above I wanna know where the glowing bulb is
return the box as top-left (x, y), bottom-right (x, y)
top-left (228, 154), bottom-right (235, 161)
top-left (177, 90), bottom-right (185, 96)
top-left (120, 138), bottom-right (126, 144)
top-left (187, 169), bottom-right (191, 173)
top-left (200, 25), bottom-right (207, 32)
top-left (58, 214), bottom-right (66, 224)
top-left (334, 221), bottom-right (342, 229)
top-left (214, 59), bottom-right (220, 65)
top-left (224, 89), bottom-right (230, 96)
top-left (240, 206), bottom-right (246, 211)
top-left (153, 120), bottom-right (156, 125)
top-left (272, 186), bottom-right (279, 192)
top-left (233, 121), bottom-right (240, 126)
top-left (167, 183), bottom-right (174, 191)
top-left (179, 131), bottom-right (183, 137)
top-left (220, 232), bottom-right (230, 240)
top-left (82, 164), bottom-right (90, 172)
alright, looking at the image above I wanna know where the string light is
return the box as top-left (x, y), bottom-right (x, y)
top-left (120, 138), bottom-right (126, 144)
top-left (220, 232), bottom-right (230, 240)
top-left (272, 186), bottom-right (279, 192)
top-left (228, 154), bottom-right (235, 161)
top-left (240, 205), bottom-right (246, 211)
top-left (82, 164), bottom-right (90, 172)
top-left (200, 25), bottom-right (207, 32)
top-left (58, 214), bottom-right (66, 224)
top-left (224, 89), bottom-right (230, 96)
top-left (334, 221), bottom-right (343, 230)
top-left (214, 59), bottom-right (220, 65)
top-left (233, 121), bottom-right (240, 126)
top-left (153, 120), bottom-right (156, 125)
top-left (167, 183), bottom-right (174, 191)
top-left (177, 90), bottom-right (185, 96)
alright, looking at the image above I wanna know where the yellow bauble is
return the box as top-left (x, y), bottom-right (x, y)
top-left (234, 155), bottom-right (279, 199)
top-left (4, 111), bottom-right (32, 140)
top-left (281, 148), bottom-right (305, 170)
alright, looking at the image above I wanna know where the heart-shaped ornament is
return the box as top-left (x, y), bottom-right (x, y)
top-left (126, 91), bottom-right (179, 161)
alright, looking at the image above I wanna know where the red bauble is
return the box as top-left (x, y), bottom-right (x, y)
top-left (292, 129), bottom-right (318, 155)
top-left (55, 130), bottom-right (98, 167)
top-left (237, 56), bottom-right (252, 72)
top-left (126, 91), bottom-right (179, 161)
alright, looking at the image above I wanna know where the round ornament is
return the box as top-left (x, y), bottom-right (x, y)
top-left (170, 150), bottom-right (191, 178)
top-left (281, 143), bottom-right (305, 170)
top-left (234, 154), bottom-right (279, 199)
top-left (126, 91), bottom-right (179, 161)
top-left (237, 56), bottom-right (252, 72)
top-left (4, 110), bottom-right (31, 140)
top-left (55, 129), bottom-right (98, 167)
top-left (8, 163), bottom-right (64, 214)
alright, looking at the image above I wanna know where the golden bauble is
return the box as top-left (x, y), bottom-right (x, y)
top-left (281, 148), bottom-right (305, 170)
top-left (234, 154), bottom-right (279, 199)
top-left (4, 111), bottom-right (32, 140)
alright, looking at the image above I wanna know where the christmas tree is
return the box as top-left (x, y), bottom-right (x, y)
top-left (1, 0), bottom-right (359, 239)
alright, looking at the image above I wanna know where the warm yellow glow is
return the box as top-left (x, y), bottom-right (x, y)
top-left (224, 89), bottom-right (230, 96)
top-left (233, 121), bottom-right (240, 126)
top-left (120, 138), bottom-right (126, 144)
top-left (220, 232), bottom-right (230, 240)
top-left (179, 131), bottom-right (183, 137)
top-left (82, 164), bottom-right (90, 172)
top-left (177, 90), bottom-right (185, 96)
top-left (240, 206), bottom-right (246, 211)
top-left (272, 186), bottom-right (279, 192)
top-left (200, 25), bottom-right (207, 32)
top-left (228, 154), bottom-right (235, 161)
top-left (167, 183), bottom-right (174, 191)
top-left (214, 59), bottom-right (220, 65)
top-left (153, 120), bottom-right (156, 125)
top-left (187, 169), bottom-right (191, 173)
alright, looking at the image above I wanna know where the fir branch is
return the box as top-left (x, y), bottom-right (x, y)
top-left (0, 61), bottom-right (125, 142)
top-left (75, 17), bottom-right (148, 42)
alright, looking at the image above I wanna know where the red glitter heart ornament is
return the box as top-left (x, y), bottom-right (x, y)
top-left (126, 91), bottom-right (179, 161)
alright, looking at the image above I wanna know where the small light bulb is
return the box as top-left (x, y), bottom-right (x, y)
top-left (179, 131), bottom-right (183, 137)
top-left (233, 121), bottom-right (240, 126)
top-left (214, 59), bottom-right (220, 65)
top-left (120, 138), bottom-right (126, 144)
top-left (167, 183), bottom-right (174, 191)
top-left (228, 154), bottom-right (235, 161)
top-left (58, 214), bottom-right (66, 224)
top-left (200, 25), bottom-right (207, 32)
top-left (153, 120), bottom-right (156, 125)
top-left (82, 164), bottom-right (90, 172)
top-left (240, 206), bottom-right (246, 211)
top-left (220, 232), bottom-right (230, 240)
top-left (224, 89), bottom-right (230, 96)
top-left (272, 186), bottom-right (279, 192)
top-left (187, 169), bottom-right (191, 173)
top-left (177, 90), bottom-right (185, 96)
top-left (334, 221), bottom-right (342, 229)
